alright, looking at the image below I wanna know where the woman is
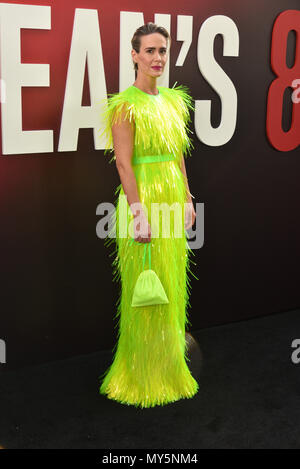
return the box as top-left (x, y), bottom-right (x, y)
top-left (98, 22), bottom-right (199, 408)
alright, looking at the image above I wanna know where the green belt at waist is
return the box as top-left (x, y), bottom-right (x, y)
top-left (132, 153), bottom-right (175, 165)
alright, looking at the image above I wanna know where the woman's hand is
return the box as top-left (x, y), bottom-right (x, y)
top-left (134, 212), bottom-right (152, 243)
top-left (184, 200), bottom-right (196, 230)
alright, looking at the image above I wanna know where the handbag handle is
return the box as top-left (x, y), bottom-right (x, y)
top-left (129, 238), bottom-right (151, 270)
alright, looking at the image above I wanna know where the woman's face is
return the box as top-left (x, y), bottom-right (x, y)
top-left (132, 33), bottom-right (168, 78)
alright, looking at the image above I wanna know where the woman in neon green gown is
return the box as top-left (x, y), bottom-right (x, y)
top-left (98, 26), bottom-right (199, 408)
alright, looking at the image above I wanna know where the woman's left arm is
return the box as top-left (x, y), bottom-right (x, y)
top-left (179, 154), bottom-right (196, 229)
top-left (180, 154), bottom-right (194, 203)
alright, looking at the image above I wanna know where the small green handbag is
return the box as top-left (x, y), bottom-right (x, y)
top-left (129, 238), bottom-right (169, 307)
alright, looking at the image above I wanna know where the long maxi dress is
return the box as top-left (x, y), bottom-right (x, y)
top-left (98, 82), bottom-right (199, 408)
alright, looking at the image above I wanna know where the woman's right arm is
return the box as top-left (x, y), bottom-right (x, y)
top-left (111, 108), bottom-right (151, 243)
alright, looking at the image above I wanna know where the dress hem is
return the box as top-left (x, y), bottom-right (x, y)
top-left (99, 380), bottom-right (199, 409)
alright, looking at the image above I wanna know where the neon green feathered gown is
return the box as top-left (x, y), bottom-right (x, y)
top-left (98, 83), bottom-right (199, 408)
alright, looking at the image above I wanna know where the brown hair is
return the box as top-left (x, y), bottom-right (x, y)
top-left (131, 23), bottom-right (171, 73)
